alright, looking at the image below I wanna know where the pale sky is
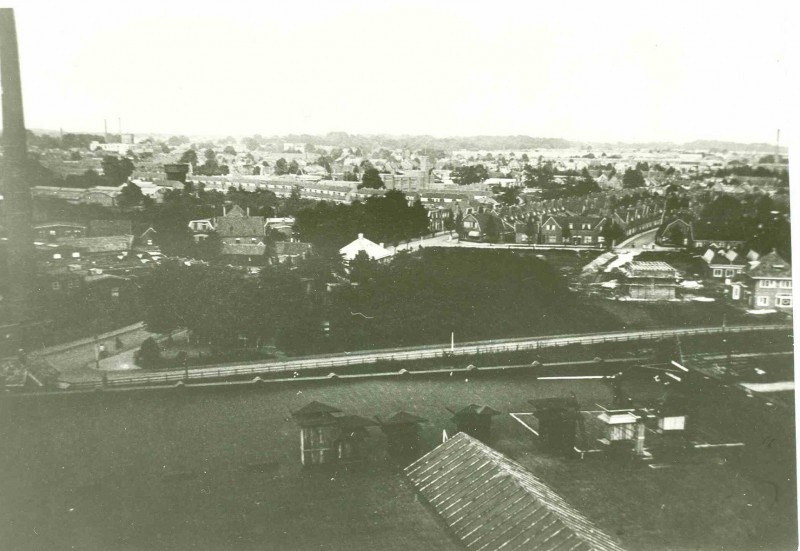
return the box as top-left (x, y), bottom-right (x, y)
top-left (4, 0), bottom-right (796, 144)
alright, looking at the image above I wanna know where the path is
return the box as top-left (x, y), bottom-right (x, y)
top-left (56, 323), bottom-right (790, 390)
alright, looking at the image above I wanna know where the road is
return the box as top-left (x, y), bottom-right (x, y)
top-left (58, 323), bottom-right (790, 390)
top-left (615, 227), bottom-right (659, 249)
top-left (390, 232), bottom-right (456, 254)
top-left (34, 323), bottom-right (156, 383)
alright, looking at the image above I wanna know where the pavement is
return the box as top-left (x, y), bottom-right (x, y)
top-left (34, 323), bottom-right (153, 384)
top-left (389, 232), bottom-right (456, 254)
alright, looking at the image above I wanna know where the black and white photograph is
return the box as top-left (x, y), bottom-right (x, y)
top-left (0, 1), bottom-right (796, 550)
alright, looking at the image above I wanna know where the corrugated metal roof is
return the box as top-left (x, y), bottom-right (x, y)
top-left (404, 433), bottom-right (626, 551)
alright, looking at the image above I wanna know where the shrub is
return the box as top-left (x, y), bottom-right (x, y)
top-left (135, 337), bottom-right (162, 369)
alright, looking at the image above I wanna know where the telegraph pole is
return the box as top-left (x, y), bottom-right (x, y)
top-left (1, 9), bottom-right (36, 329)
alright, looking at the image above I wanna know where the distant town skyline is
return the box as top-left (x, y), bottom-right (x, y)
top-left (4, 0), bottom-right (793, 145)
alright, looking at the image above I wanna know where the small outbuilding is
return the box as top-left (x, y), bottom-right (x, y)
top-left (380, 411), bottom-right (427, 459)
top-left (292, 401), bottom-right (343, 467)
top-left (620, 261), bottom-right (679, 301)
top-left (449, 404), bottom-right (500, 443)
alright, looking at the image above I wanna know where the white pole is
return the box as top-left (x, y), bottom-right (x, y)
top-left (451, 332), bottom-right (454, 352)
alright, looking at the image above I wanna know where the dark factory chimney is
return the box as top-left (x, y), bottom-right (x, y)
top-left (0, 8), bottom-right (36, 328)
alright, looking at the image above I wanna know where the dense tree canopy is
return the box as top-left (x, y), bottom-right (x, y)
top-left (622, 168), bottom-right (646, 188)
top-left (452, 164), bottom-right (489, 185)
top-left (101, 155), bottom-right (135, 185)
top-left (294, 191), bottom-right (429, 252)
top-left (359, 167), bottom-right (385, 189)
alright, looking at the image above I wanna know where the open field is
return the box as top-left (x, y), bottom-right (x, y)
top-left (1, 361), bottom-right (795, 551)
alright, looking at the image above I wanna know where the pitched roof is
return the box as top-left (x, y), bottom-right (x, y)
top-left (706, 251), bottom-right (746, 267)
top-left (452, 404), bottom-right (501, 418)
top-left (55, 235), bottom-right (134, 253)
top-left (622, 261), bottom-right (679, 278)
top-left (221, 242), bottom-right (266, 256)
top-left (336, 414), bottom-right (379, 430)
top-left (405, 433), bottom-right (626, 551)
top-left (382, 411), bottom-right (427, 425)
top-left (747, 251), bottom-right (792, 279)
top-left (339, 233), bottom-right (392, 261)
top-left (274, 241), bottom-right (312, 256)
top-left (292, 401), bottom-right (343, 417)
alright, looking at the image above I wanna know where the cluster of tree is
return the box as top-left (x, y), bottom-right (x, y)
top-left (25, 130), bottom-right (109, 150)
top-left (140, 249), bottom-right (620, 358)
top-left (452, 164), bottom-right (489, 185)
top-left (140, 261), bottom-right (317, 353)
top-left (713, 165), bottom-right (789, 186)
top-left (621, 168), bottom-right (646, 188)
top-left (696, 194), bottom-right (791, 259)
top-left (274, 157), bottom-right (301, 175)
top-left (358, 167), bottom-right (385, 189)
top-left (23, 155), bottom-right (133, 189)
top-left (194, 149), bottom-right (230, 176)
top-left (522, 164), bottom-right (600, 199)
top-left (294, 190), bottom-right (429, 252)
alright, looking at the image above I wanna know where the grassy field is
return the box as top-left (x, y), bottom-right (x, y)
top-left (1, 359), bottom-right (795, 551)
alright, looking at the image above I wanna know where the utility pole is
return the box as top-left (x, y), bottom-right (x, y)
top-left (1, 9), bottom-right (35, 329)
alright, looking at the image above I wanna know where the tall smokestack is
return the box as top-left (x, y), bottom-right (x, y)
top-left (0, 8), bottom-right (35, 324)
top-left (104, 118), bottom-right (108, 142)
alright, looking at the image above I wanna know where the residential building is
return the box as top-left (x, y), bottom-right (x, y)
top-left (339, 234), bottom-right (392, 261)
top-left (702, 249), bottom-right (746, 280)
top-left (737, 251), bottom-right (792, 310)
top-left (462, 212), bottom-right (515, 242)
top-left (216, 205), bottom-right (265, 244)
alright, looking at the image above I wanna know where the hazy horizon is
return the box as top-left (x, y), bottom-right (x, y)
top-left (4, 0), bottom-right (793, 145)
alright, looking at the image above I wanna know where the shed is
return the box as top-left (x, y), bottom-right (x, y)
top-left (292, 401), bottom-right (343, 467)
top-left (449, 404), bottom-right (500, 443)
top-left (380, 411), bottom-right (427, 459)
top-left (405, 433), bottom-right (627, 551)
top-left (529, 396), bottom-right (580, 454)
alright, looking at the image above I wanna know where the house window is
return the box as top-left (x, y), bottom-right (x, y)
top-left (52, 281), bottom-right (61, 290)
top-left (725, 269), bottom-right (733, 277)
top-left (568, 223), bottom-right (574, 229)
top-left (777, 296), bottom-right (792, 307)
top-left (713, 269), bottom-right (722, 277)
top-left (760, 280), bottom-right (776, 288)
top-left (779, 280), bottom-right (792, 288)
top-left (53, 253), bottom-right (62, 260)
top-left (72, 252), bottom-right (81, 258)
top-left (111, 287), bottom-right (120, 298)
top-left (757, 296), bottom-right (769, 306)
top-left (584, 236), bottom-right (593, 243)
top-left (147, 239), bottom-right (153, 246)
top-left (49, 230), bottom-right (56, 236)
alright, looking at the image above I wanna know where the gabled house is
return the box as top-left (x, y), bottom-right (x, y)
top-left (539, 215), bottom-right (607, 246)
top-left (703, 250), bottom-right (746, 280)
top-left (736, 251), bottom-right (792, 310)
top-left (462, 212), bottom-right (515, 242)
top-left (215, 204), bottom-right (266, 245)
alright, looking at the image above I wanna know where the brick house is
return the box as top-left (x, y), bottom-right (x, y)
top-left (539, 215), bottom-right (607, 246)
top-left (462, 212), bottom-right (515, 242)
top-left (702, 249), bottom-right (747, 280)
top-left (735, 251), bottom-right (792, 310)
